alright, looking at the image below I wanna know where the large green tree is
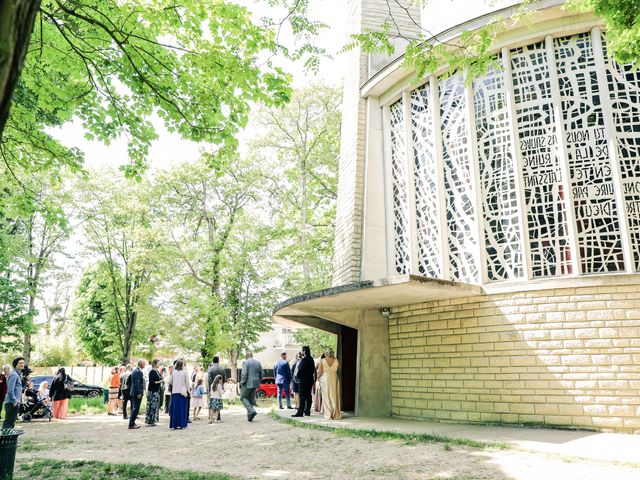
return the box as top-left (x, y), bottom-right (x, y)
top-left (74, 170), bottom-right (162, 364)
top-left (72, 261), bottom-right (120, 365)
top-left (0, 0), bottom-right (327, 178)
top-left (253, 85), bottom-right (340, 295)
top-left (155, 158), bottom-right (274, 371)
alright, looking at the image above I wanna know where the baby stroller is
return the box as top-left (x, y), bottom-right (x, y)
top-left (20, 388), bottom-right (53, 422)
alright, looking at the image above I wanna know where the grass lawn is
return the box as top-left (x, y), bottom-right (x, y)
top-left (68, 397), bottom-right (107, 415)
top-left (15, 459), bottom-right (236, 480)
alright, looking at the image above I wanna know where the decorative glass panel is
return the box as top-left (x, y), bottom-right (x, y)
top-left (554, 33), bottom-right (624, 273)
top-left (473, 59), bottom-right (524, 281)
top-left (390, 99), bottom-right (411, 274)
top-left (510, 41), bottom-right (573, 277)
top-left (440, 72), bottom-right (480, 283)
top-left (604, 37), bottom-right (640, 271)
top-left (411, 84), bottom-right (442, 278)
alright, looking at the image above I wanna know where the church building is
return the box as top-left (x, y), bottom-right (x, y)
top-left (274, 0), bottom-right (640, 432)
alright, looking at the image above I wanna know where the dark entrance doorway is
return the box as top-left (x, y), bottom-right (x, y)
top-left (338, 325), bottom-right (357, 412)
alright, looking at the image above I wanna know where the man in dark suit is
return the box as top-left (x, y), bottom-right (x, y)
top-left (128, 359), bottom-right (146, 430)
top-left (293, 346), bottom-right (314, 417)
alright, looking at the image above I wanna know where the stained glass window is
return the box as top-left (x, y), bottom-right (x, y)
top-left (554, 33), bottom-right (624, 273)
top-left (604, 37), bottom-right (640, 272)
top-left (474, 60), bottom-right (524, 281)
top-left (389, 99), bottom-right (411, 274)
top-left (440, 73), bottom-right (480, 283)
top-left (510, 41), bottom-right (573, 277)
top-left (411, 84), bottom-right (442, 278)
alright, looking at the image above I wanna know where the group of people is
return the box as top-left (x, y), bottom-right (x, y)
top-left (106, 356), bottom-right (238, 430)
top-left (274, 346), bottom-right (341, 420)
top-left (0, 346), bottom-right (341, 431)
top-left (0, 359), bottom-right (76, 428)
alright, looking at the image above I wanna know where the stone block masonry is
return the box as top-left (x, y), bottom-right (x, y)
top-left (388, 285), bottom-right (640, 432)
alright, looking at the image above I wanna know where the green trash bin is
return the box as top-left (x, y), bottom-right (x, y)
top-left (103, 388), bottom-right (109, 404)
top-left (0, 428), bottom-right (24, 480)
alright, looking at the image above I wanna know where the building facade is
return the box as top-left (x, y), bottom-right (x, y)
top-left (275, 0), bottom-right (640, 432)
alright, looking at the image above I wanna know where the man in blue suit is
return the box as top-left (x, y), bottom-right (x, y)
top-left (128, 359), bottom-right (146, 430)
top-left (274, 352), bottom-right (293, 409)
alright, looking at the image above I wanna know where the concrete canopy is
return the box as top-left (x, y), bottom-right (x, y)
top-left (272, 275), bottom-right (481, 417)
top-left (273, 274), bottom-right (481, 324)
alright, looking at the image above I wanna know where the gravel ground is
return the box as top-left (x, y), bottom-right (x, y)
top-left (14, 406), bottom-right (640, 480)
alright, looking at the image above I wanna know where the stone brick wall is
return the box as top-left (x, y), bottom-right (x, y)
top-left (389, 284), bottom-right (640, 432)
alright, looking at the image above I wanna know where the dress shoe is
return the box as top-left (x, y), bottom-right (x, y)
top-left (248, 411), bottom-right (257, 422)
top-left (278, 405), bottom-right (283, 409)
top-left (128, 425), bottom-right (140, 430)
top-left (291, 413), bottom-right (303, 417)
top-left (287, 406), bottom-right (294, 409)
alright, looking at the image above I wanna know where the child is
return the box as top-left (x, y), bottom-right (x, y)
top-left (209, 374), bottom-right (224, 424)
top-left (192, 378), bottom-right (205, 420)
top-left (38, 380), bottom-right (50, 405)
top-left (223, 378), bottom-right (237, 405)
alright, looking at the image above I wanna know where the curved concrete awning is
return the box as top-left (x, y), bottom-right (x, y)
top-left (273, 274), bottom-right (481, 323)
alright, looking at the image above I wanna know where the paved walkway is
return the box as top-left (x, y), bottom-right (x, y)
top-left (273, 409), bottom-right (640, 464)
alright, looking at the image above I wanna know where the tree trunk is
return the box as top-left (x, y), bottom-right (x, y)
top-left (0, 0), bottom-right (41, 136)
top-left (22, 266), bottom-right (38, 363)
top-left (300, 156), bottom-right (310, 286)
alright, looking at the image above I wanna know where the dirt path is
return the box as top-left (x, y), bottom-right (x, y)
top-left (15, 406), bottom-right (640, 480)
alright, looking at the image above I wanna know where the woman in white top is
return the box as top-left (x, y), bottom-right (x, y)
top-left (168, 359), bottom-right (191, 429)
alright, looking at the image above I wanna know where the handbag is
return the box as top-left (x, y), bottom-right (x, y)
top-left (64, 378), bottom-right (75, 393)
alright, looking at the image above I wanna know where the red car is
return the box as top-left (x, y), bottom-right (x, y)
top-left (255, 377), bottom-right (292, 399)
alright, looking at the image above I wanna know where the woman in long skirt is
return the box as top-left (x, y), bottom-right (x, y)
top-left (145, 359), bottom-right (163, 426)
top-left (168, 359), bottom-right (190, 429)
top-left (107, 367), bottom-right (120, 416)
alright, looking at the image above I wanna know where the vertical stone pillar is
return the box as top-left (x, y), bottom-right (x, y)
top-left (332, 0), bottom-right (422, 286)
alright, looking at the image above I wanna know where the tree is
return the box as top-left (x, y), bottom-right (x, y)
top-left (0, 0), bottom-right (328, 177)
top-left (75, 170), bottom-right (161, 364)
top-left (0, 170), bottom-right (72, 362)
top-left (253, 85), bottom-right (340, 295)
top-left (215, 224), bottom-right (277, 379)
top-left (155, 158), bottom-right (274, 370)
top-left (293, 328), bottom-right (336, 357)
top-left (18, 185), bottom-right (71, 362)
top-left (0, 215), bottom-right (28, 353)
top-left (72, 261), bottom-right (121, 365)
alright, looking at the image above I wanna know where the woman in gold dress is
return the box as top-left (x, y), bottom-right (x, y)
top-left (317, 349), bottom-right (341, 420)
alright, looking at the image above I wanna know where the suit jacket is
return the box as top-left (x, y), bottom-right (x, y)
top-left (240, 358), bottom-right (262, 389)
top-left (129, 367), bottom-right (144, 398)
top-left (120, 371), bottom-right (132, 397)
top-left (294, 355), bottom-right (315, 389)
top-left (207, 363), bottom-right (226, 389)
top-left (273, 359), bottom-right (292, 385)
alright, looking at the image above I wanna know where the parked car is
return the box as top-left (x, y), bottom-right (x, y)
top-left (31, 375), bottom-right (103, 398)
top-left (255, 376), bottom-right (292, 399)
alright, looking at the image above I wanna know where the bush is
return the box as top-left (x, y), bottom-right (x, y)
top-left (31, 338), bottom-right (78, 367)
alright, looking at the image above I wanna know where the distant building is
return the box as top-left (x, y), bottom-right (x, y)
top-left (253, 325), bottom-right (301, 369)
top-left (275, 0), bottom-right (640, 432)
